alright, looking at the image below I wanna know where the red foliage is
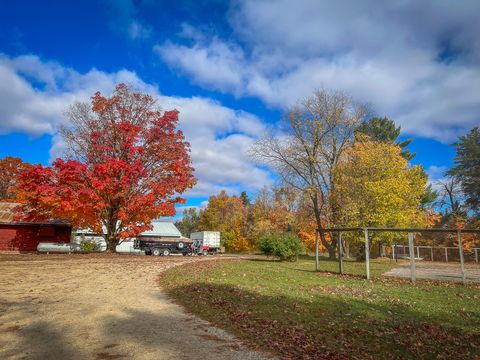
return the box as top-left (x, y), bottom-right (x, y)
top-left (17, 84), bottom-right (196, 247)
top-left (0, 156), bottom-right (30, 201)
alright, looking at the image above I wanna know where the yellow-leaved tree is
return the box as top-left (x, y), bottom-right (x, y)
top-left (332, 137), bottom-right (429, 251)
top-left (198, 190), bottom-right (251, 251)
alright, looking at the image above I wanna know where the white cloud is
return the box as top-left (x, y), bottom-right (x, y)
top-left (425, 165), bottom-right (449, 181)
top-left (155, 1), bottom-right (480, 142)
top-left (424, 165), bottom-right (451, 194)
top-left (0, 53), bottom-right (272, 198)
top-left (155, 39), bottom-right (246, 93)
top-left (128, 20), bottom-right (151, 40)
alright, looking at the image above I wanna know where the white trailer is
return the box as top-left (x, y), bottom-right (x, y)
top-left (190, 231), bottom-right (221, 255)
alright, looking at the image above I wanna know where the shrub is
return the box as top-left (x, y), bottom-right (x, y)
top-left (80, 239), bottom-right (101, 252)
top-left (259, 233), bottom-right (303, 261)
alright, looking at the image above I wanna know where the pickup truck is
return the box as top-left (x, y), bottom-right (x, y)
top-left (133, 237), bottom-right (192, 256)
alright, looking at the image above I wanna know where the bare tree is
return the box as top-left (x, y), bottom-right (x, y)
top-left (250, 89), bottom-right (366, 258)
top-left (437, 176), bottom-right (466, 220)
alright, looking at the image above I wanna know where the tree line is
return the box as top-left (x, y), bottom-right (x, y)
top-left (177, 90), bottom-right (479, 256)
top-left (0, 87), bottom-right (478, 254)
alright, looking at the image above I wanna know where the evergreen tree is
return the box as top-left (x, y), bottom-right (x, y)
top-left (355, 117), bottom-right (415, 160)
top-left (240, 191), bottom-right (251, 206)
top-left (448, 127), bottom-right (480, 216)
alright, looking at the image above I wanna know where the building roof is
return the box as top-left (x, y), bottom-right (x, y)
top-left (0, 202), bottom-right (20, 223)
top-left (140, 222), bottom-right (181, 237)
top-left (75, 221), bottom-right (182, 237)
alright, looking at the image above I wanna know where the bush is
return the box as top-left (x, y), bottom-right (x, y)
top-left (80, 239), bottom-right (101, 252)
top-left (259, 233), bottom-right (303, 261)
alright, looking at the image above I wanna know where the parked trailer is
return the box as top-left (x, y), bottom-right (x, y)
top-left (190, 231), bottom-right (221, 255)
top-left (133, 237), bottom-right (192, 256)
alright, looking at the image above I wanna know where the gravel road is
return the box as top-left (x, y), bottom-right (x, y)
top-left (0, 254), bottom-right (272, 359)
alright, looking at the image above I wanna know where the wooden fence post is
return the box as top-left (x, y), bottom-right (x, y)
top-left (408, 232), bottom-right (416, 283)
top-left (315, 230), bottom-right (319, 272)
top-left (338, 231), bottom-right (344, 274)
top-left (364, 229), bottom-right (370, 280)
top-left (445, 247), bottom-right (448, 262)
top-left (457, 231), bottom-right (466, 285)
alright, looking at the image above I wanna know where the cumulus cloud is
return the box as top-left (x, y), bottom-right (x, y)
top-left (0, 53), bottom-right (271, 198)
top-left (155, 0), bottom-right (480, 142)
top-left (155, 40), bottom-right (246, 94)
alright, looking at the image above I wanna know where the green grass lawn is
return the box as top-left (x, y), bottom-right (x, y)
top-left (159, 257), bottom-right (480, 360)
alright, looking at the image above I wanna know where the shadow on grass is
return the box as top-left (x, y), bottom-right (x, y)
top-left (161, 282), bottom-right (480, 360)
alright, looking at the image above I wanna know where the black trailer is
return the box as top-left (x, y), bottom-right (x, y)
top-left (133, 237), bottom-right (192, 256)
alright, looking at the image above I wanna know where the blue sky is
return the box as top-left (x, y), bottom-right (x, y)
top-left (0, 0), bottom-right (479, 217)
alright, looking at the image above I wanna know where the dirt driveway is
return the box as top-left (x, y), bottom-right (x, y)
top-left (0, 254), bottom-right (271, 360)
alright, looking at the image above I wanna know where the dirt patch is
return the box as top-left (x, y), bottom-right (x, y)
top-left (0, 253), bottom-right (272, 359)
top-left (384, 261), bottom-right (480, 283)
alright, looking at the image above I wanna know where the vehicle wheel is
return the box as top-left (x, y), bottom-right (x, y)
top-left (152, 248), bottom-right (161, 256)
top-left (145, 250), bottom-right (152, 255)
top-left (162, 249), bottom-right (171, 256)
top-left (202, 250), bottom-right (208, 256)
top-left (177, 242), bottom-right (185, 249)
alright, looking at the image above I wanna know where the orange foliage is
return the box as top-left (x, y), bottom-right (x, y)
top-left (0, 156), bottom-right (30, 201)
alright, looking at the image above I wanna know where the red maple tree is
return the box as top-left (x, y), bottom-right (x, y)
top-left (17, 84), bottom-right (196, 250)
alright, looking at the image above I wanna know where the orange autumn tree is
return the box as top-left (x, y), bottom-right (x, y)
top-left (0, 156), bottom-right (30, 201)
top-left (295, 197), bottom-right (328, 252)
top-left (17, 84), bottom-right (196, 251)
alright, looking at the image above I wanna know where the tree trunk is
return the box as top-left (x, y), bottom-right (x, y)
top-left (312, 195), bottom-right (336, 259)
top-left (106, 235), bottom-right (116, 252)
top-left (105, 216), bottom-right (118, 252)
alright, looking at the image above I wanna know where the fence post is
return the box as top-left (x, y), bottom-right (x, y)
top-left (364, 228), bottom-right (370, 280)
top-left (408, 232), bottom-right (416, 283)
top-left (315, 230), bottom-right (319, 272)
top-left (392, 245), bottom-right (395, 261)
top-left (475, 248), bottom-right (478, 264)
top-left (457, 231), bottom-right (466, 285)
top-left (430, 247), bottom-right (434, 262)
top-left (416, 246), bottom-right (420, 259)
top-left (338, 231), bottom-right (344, 274)
top-left (445, 247), bottom-right (448, 262)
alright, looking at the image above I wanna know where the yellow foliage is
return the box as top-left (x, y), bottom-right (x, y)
top-left (199, 190), bottom-right (250, 251)
top-left (332, 138), bottom-right (429, 244)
